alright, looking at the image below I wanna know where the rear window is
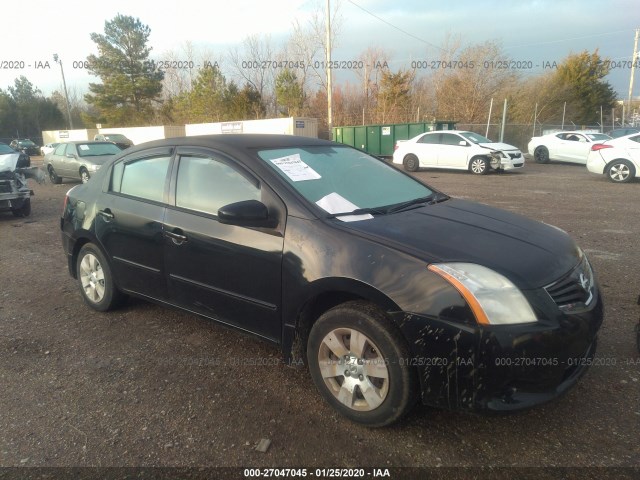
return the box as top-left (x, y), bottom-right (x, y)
top-left (77, 143), bottom-right (122, 156)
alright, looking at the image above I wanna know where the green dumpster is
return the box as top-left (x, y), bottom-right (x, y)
top-left (332, 121), bottom-right (457, 157)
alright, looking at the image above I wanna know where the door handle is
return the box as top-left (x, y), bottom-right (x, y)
top-left (165, 229), bottom-right (188, 245)
top-left (98, 209), bottom-right (114, 221)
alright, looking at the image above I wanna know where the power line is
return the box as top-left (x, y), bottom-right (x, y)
top-left (345, 0), bottom-right (444, 51)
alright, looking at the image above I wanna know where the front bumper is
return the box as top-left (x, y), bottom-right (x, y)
top-left (499, 152), bottom-right (525, 170)
top-left (392, 281), bottom-right (603, 413)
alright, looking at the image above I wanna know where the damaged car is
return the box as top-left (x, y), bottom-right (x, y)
top-left (0, 150), bottom-right (45, 217)
top-left (61, 135), bottom-right (602, 427)
top-left (393, 130), bottom-right (524, 174)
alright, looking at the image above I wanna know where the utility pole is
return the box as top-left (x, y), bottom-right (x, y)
top-left (326, 0), bottom-right (333, 137)
top-left (627, 28), bottom-right (639, 124)
top-left (53, 54), bottom-right (74, 130)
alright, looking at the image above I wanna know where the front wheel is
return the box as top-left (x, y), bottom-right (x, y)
top-left (469, 156), bottom-right (489, 175)
top-left (403, 154), bottom-right (419, 172)
top-left (534, 146), bottom-right (550, 164)
top-left (607, 159), bottom-right (635, 183)
top-left (11, 198), bottom-right (31, 217)
top-left (76, 243), bottom-right (125, 311)
top-left (307, 301), bottom-right (418, 427)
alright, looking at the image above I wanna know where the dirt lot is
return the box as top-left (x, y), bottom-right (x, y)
top-left (0, 157), bottom-right (639, 476)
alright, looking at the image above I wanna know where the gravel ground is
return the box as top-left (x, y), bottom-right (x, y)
top-left (0, 157), bottom-right (638, 476)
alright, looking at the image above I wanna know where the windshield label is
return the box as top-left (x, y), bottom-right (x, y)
top-left (270, 154), bottom-right (321, 182)
top-left (78, 145), bottom-right (90, 151)
top-left (316, 192), bottom-right (373, 222)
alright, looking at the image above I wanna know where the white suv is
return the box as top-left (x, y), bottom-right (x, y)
top-left (392, 131), bottom-right (524, 175)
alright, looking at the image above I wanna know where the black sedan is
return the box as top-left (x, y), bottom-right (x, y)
top-left (60, 135), bottom-right (603, 426)
top-left (10, 138), bottom-right (40, 157)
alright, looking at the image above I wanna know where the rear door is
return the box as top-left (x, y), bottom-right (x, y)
top-left (163, 147), bottom-right (285, 341)
top-left (94, 147), bottom-right (173, 300)
top-left (413, 133), bottom-right (440, 166)
top-left (50, 143), bottom-right (68, 175)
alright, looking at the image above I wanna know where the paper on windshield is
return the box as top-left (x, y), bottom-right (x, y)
top-left (270, 154), bottom-right (321, 181)
top-left (316, 192), bottom-right (373, 222)
top-left (79, 145), bottom-right (90, 151)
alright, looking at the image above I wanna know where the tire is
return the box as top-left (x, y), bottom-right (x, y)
top-left (469, 156), bottom-right (489, 175)
top-left (307, 301), bottom-right (418, 427)
top-left (534, 146), bottom-right (550, 164)
top-left (76, 243), bottom-right (125, 312)
top-left (48, 165), bottom-right (62, 184)
top-left (11, 198), bottom-right (31, 217)
top-left (606, 159), bottom-right (635, 183)
top-left (80, 168), bottom-right (90, 184)
top-left (403, 154), bottom-right (419, 172)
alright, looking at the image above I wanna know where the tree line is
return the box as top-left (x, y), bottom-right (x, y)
top-left (0, 11), bottom-right (621, 141)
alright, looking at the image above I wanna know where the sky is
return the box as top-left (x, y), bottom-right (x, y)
top-left (1, 0), bottom-right (639, 100)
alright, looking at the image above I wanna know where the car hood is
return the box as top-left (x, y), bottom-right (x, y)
top-left (338, 198), bottom-right (579, 290)
top-left (478, 142), bottom-right (520, 152)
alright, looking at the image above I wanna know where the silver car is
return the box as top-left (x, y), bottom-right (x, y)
top-left (45, 141), bottom-right (122, 184)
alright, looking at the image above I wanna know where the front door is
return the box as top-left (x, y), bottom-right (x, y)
top-left (163, 148), bottom-right (285, 341)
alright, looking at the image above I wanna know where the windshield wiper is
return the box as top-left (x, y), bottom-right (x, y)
top-left (326, 206), bottom-right (389, 218)
top-left (386, 193), bottom-right (449, 214)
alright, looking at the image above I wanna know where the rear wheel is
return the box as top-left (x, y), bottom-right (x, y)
top-left (80, 168), bottom-right (90, 184)
top-left (76, 243), bottom-right (126, 311)
top-left (403, 154), bottom-right (419, 172)
top-left (534, 146), bottom-right (550, 164)
top-left (307, 301), bottom-right (418, 427)
top-left (48, 165), bottom-right (62, 184)
top-left (606, 159), bottom-right (635, 183)
top-left (469, 156), bottom-right (489, 175)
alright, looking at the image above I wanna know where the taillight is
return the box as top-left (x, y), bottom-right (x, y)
top-left (394, 144), bottom-right (399, 151)
top-left (62, 193), bottom-right (69, 215)
top-left (591, 144), bottom-right (613, 151)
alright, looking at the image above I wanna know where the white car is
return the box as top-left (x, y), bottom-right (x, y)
top-left (40, 142), bottom-right (60, 157)
top-left (392, 130), bottom-right (524, 175)
top-left (586, 132), bottom-right (640, 183)
top-left (528, 131), bottom-right (611, 164)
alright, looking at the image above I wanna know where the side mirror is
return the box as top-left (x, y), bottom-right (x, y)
top-left (218, 200), bottom-right (276, 228)
top-left (66, 153), bottom-right (77, 159)
top-left (458, 140), bottom-right (469, 146)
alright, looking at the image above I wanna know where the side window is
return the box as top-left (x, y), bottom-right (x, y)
top-left (176, 155), bottom-right (260, 216)
top-left (440, 133), bottom-right (461, 146)
top-left (629, 135), bottom-right (640, 144)
top-left (54, 144), bottom-right (67, 156)
top-left (111, 155), bottom-right (171, 203)
top-left (418, 134), bottom-right (439, 144)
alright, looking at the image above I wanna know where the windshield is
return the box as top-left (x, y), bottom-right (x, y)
top-left (18, 140), bottom-right (36, 147)
top-left (459, 132), bottom-right (493, 144)
top-left (587, 133), bottom-right (611, 141)
top-left (0, 143), bottom-right (16, 154)
top-left (258, 146), bottom-right (433, 216)
top-left (77, 143), bottom-right (122, 157)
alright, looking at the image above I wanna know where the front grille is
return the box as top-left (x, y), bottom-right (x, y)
top-left (545, 256), bottom-right (595, 312)
top-left (512, 163), bottom-right (523, 167)
top-left (509, 152), bottom-right (522, 159)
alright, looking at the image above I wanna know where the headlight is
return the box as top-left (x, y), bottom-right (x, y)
top-left (89, 164), bottom-right (100, 171)
top-left (428, 263), bottom-right (537, 325)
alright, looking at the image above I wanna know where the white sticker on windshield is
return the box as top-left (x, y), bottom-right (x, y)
top-left (79, 145), bottom-right (90, 151)
top-left (316, 192), bottom-right (373, 222)
top-left (270, 154), bottom-right (321, 182)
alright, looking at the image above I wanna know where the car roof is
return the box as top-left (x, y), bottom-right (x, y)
top-left (115, 134), bottom-right (334, 157)
top-left (61, 140), bottom-right (120, 144)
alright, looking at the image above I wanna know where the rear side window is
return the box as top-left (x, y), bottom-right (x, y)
top-left (54, 144), bottom-right (67, 156)
top-left (111, 155), bottom-right (171, 203)
top-left (417, 133), bottom-right (439, 144)
top-left (175, 155), bottom-right (260, 216)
